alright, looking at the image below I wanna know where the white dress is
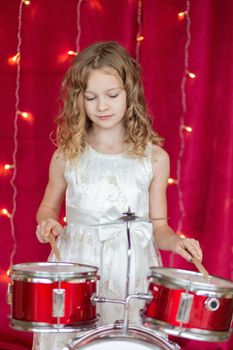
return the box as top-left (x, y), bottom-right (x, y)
top-left (32, 144), bottom-right (162, 350)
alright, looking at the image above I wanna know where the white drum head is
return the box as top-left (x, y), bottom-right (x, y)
top-left (70, 338), bottom-right (163, 349)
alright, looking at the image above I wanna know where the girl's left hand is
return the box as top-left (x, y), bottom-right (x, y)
top-left (174, 238), bottom-right (203, 262)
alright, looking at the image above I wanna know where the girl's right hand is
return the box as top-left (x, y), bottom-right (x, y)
top-left (36, 219), bottom-right (63, 243)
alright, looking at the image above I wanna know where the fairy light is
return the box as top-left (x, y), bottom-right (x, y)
top-left (178, 11), bottom-right (187, 20)
top-left (63, 216), bottom-right (67, 223)
top-left (76, 0), bottom-right (84, 54)
top-left (136, 35), bottom-right (144, 42)
top-left (4, 164), bottom-right (15, 170)
top-left (1, 209), bottom-right (11, 218)
top-left (176, 0), bottom-right (191, 235)
top-left (178, 232), bottom-right (186, 239)
top-left (8, 0), bottom-right (24, 268)
top-left (22, 0), bottom-right (31, 5)
top-left (135, 0), bottom-right (143, 61)
top-left (17, 110), bottom-right (32, 121)
top-left (67, 50), bottom-right (78, 57)
top-left (8, 53), bottom-right (20, 66)
top-left (181, 125), bottom-right (192, 133)
top-left (187, 71), bottom-right (196, 79)
top-left (168, 178), bottom-right (178, 185)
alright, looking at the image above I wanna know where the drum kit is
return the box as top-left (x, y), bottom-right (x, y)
top-left (7, 210), bottom-right (233, 349)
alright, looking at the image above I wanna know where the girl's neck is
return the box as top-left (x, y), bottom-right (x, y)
top-left (87, 125), bottom-right (127, 153)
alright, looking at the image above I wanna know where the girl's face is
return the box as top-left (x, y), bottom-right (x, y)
top-left (83, 68), bottom-right (127, 131)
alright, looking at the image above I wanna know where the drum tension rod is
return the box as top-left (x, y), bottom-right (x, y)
top-left (91, 293), bottom-right (153, 306)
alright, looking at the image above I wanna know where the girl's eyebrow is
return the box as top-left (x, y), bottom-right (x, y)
top-left (85, 86), bottom-right (123, 94)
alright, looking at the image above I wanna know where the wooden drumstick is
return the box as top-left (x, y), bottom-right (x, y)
top-left (48, 232), bottom-right (61, 262)
top-left (191, 257), bottom-right (210, 281)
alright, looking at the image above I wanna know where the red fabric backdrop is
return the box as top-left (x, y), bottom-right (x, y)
top-left (0, 1), bottom-right (233, 349)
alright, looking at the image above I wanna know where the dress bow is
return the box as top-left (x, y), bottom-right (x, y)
top-left (98, 207), bottom-right (153, 296)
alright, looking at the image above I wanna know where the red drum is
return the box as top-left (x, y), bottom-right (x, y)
top-left (64, 324), bottom-right (180, 350)
top-left (142, 267), bottom-right (233, 342)
top-left (8, 262), bottom-right (100, 332)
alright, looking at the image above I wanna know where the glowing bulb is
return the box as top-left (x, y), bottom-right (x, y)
top-left (4, 164), bottom-right (15, 170)
top-left (168, 178), bottom-right (178, 185)
top-left (63, 217), bottom-right (67, 223)
top-left (182, 125), bottom-right (193, 133)
top-left (6, 268), bottom-right (11, 277)
top-left (136, 35), bottom-right (144, 42)
top-left (67, 50), bottom-right (78, 56)
top-left (17, 111), bottom-right (29, 119)
top-left (1, 208), bottom-right (11, 218)
top-left (23, 0), bottom-right (31, 5)
top-left (178, 11), bottom-right (187, 19)
top-left (8, 53), bottom-right (20, 65)
top-left (178, 232), bottom-right (186, 239)
top-left (17, 111), bottom-right (33, 122)
top-left (187, 71), bottom-right (196, 79)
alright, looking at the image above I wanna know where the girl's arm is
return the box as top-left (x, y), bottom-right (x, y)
top-left (149, 145), bottom-right (202, 262)
top-left (36, 149), bottom-right (67, 242)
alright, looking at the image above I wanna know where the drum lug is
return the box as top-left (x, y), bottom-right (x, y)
top-left (52, 288), bottom-right (65, 317)
top-left (176, 292), bottom-right (194, 323)
top-left (7, 283), bottom-right (12, 305)
top-left (204, 297), bottom-right (220, 311)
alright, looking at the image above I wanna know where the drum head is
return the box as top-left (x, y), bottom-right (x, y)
top-left (65, 325), bottom-right (179, 350)
top-left (11, 262), bottom-right (98, 279)
top-left (149, 267), bottom-right (233, 293)
top-left (68, 338), bottom-right (164, 349)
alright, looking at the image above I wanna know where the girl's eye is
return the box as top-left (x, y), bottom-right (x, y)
top-left (85, 96), bottom-right (96, 101)
top-left (108, 94), bottom-right (119, 98)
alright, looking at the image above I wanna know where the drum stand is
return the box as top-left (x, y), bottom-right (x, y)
top-left (92, 208), bottom-right (153, 334)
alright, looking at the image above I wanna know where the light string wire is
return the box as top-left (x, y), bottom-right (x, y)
top-left (76, 0), bottom-right (84, 53)
top-left (135, 0), bottom-right (143, 61)
top-left (176, 0), bottom-right (191, 233)
top-left (9, 0), bottom-right (23, 268)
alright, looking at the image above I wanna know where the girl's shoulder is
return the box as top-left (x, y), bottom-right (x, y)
top-left (151, 143), bottom-right (169, 163)
top-left (50, 148), bottom-right (66, 172)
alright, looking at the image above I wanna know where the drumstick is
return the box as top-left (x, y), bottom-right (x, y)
top-left (191, 257), bottom-right (210, 280)
top-left (48, 233), bottom-right (61, 262)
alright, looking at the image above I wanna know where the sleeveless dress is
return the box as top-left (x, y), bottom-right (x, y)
top-left (32, 144), bottom-right (162, 350)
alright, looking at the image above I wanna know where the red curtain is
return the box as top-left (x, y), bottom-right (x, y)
top-left (0, 1), bottom-right (233, 349)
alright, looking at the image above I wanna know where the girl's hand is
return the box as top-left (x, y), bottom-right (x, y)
top-left (174, 237), bottom-right (203, 262)
top-left (36, 219), bottom-right (63, 243)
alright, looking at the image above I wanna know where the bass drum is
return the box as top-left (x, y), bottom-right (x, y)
top-left (64, 324), bottom-right (180, 350)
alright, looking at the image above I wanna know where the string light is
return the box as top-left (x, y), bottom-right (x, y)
top-left (76, 0), bottom-right (84, 53)
top-left (181, 125), bottom-right (192, 133)
top-left (22, 0), bottom-right (31, 5)
top-left (8, 53), bottom-right (20, 66)
top-left (8, 0), bottom-right (24, 269)
top-left (4, 164), bottom-right (15, 170)
top-left (1, 209), bottom-right (11, 218)
top-left (136, 35), bottom-right (144, 42)
top-left (178, 11), bottom-right (187, 20)
top-left (63, 217), bottom-right (67, 223)
top-left (17, 110), bottom-right (33, 121)
top-left (176, 0), bottom-right (191, 234)
top-left (168, 178), bottom-right (178, 185)
top-left (187, 71), bottom-right (196, 79)
top-left (178, 232), bottom-right (186, 239)
top-left (67, 50), bottom-right (78, 56)
top-left (135, 0), bottom-right (143, 61)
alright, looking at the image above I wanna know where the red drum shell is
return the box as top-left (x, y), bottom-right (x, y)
top-left (9, 262), bottom-right (99, 331)
top-left (142, 268), bottom-right (233, 342)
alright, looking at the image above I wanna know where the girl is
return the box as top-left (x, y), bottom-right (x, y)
top-left (33, 41), bottom-right (202, 349)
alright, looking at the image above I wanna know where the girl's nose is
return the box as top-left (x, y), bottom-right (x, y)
top-left (97, 97), bottom-right (109, 111)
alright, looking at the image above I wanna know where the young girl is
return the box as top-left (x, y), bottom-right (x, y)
top-left (33, 41), bottom-right (202, 349)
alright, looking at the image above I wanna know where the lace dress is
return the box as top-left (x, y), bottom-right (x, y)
top-left (32, 144), bottom-right (162, 350)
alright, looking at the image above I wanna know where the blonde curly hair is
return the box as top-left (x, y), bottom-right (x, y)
top-left (56, 41), bottom-right (163, 160)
